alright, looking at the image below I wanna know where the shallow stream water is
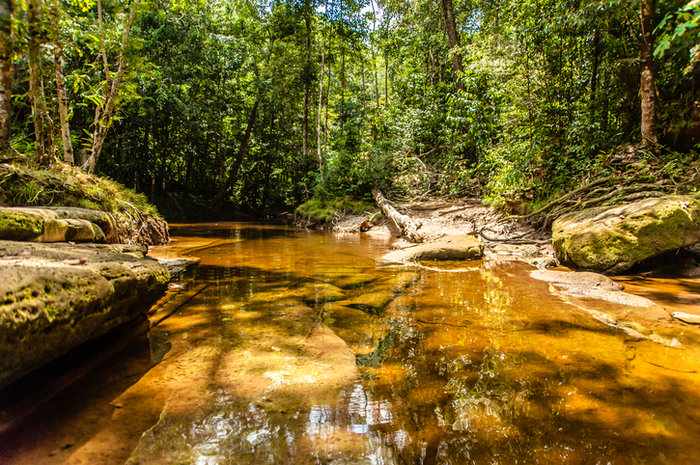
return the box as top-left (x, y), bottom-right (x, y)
top-left (2, 223), bottom-right (700, 465)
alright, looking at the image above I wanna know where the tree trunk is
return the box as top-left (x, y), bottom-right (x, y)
top-left (0, 0), bottom-right (12, 152)
top-left (384, 47), bottom-right (389, 104)
top-left (84, 0), bottom-right (137, 172)
top-left (440, 0), bottom-right (463, 86)
top-left (214, 97), bottom-right (259, 203)
top-left (324, 58), bottom-right (330, 146)
top-left (640, 0), bottom-right (657, 146)
top-left (302, 0), bottom-right (312, 159)
top-left (316, 47), bottom-right (324, 170)
top-left (340, 44), bottom-right (346, 123)
top-left (590, 29), bottom-right (601, 107)
top-left (370, 0), bottom-right (380, 108)
top-left (51, 0), bottom-right (73, 164)
top-left (372, 189), bottom-right (424, 243)
top-left (28, 0), bottom-right (52, 165)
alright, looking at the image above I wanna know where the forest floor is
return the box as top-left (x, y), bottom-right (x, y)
top-left (333, 197), bottom-right (556, 269)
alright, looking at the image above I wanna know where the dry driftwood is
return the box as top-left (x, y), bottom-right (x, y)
top-left (372, 189), bottom-right (424, 243)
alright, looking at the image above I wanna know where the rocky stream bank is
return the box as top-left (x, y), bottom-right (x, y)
top-left (0, 204), bottom-right (174, 391)
top-left (330, 193), bottom-right (700, 336)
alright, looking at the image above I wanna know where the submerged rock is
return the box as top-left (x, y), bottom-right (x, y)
top-left (531, 269), bottom-right (622, 291)
top-left (380, 235), bottom-right (483, 265)
top-left (342, 272), bottom-right (419, 315)
top-left (345, 290), bottom-right (395, 314)
top-left (552, 196), bottom-right (700, 273)
top-left (672, 312), bottom-right (700, 325)
top-left (297, 282), bottom-right (347, 304)
top-left (0, 241), bottom-right (169, 388)
top-left (530, 269), bottom-right (668, 318)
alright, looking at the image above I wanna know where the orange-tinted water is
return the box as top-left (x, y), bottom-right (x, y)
top-left (2, 223), bottom-right (700, 465)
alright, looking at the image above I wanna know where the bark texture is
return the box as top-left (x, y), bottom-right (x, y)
top-left (640, 0), bottom-right (657, 146)
top-left (372, 189), bottom-right (424, 243)
top-left (0, 0), bottom-right (11, 152)
top-left (440, 0), bottom-right (463, 85)
top-left (28, 0), bottom-right (53, 165)
top-left (51, 0), bottom-right (74, 164)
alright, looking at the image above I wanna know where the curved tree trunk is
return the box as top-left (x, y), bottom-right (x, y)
top-left (640, 0), bottom-right (657, 146)
top-left (372, 189), bottom-right (424, 243)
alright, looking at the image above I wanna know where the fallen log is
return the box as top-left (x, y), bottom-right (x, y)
top-left (372, 189), bottom-right (424, 243)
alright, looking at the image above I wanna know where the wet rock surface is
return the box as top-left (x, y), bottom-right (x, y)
top-left (530, 269), bottom-right (665, 312)
top-left (552, 195), bottom-right (700, 274)
top-left (379, 235), bottom-right (483, 265)
top-left (0, 241), bottom-right (169, 388)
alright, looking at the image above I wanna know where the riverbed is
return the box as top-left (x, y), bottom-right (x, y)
top-left (2, 223), bottom-right (700, 465)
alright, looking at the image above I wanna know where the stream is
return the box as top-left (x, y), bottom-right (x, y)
top-left (2, 223), bottom-right (700, 465)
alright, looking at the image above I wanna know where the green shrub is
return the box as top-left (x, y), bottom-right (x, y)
top-left (295, 197), bottom-right (376, 224)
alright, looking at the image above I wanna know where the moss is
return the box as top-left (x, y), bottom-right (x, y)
top-left (295, 196), bottom-right (376, 224)
top-left (553, 196), bottom-right (700, 273)
top-left (0, 161), bottom-right (161, 218)
top-left (0, 210), bottom-right (44, 240)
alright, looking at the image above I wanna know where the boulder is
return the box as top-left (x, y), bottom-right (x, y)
top-left (552, 195), bottom-right (700, 273)
top-left (380, 235), bottom-right (483, 265)
top-left (0, 206), bottom-right (113, 243)
top-left (0, 241), bottom-right (169, 388)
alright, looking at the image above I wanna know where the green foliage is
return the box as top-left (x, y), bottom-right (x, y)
top-left (5, 0), bottom-right (697, 218)
top-left (295, 196), bottom-right (375, 224)
top-left (655, 0), bottom-right (700, 74)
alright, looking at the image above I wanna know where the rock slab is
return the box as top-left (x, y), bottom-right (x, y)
top-left (552, 195), bottom-right (700, 273)
top-left (380, 235), bottom-right (483, 265)
top-left (0, 241), bottom-right (169, 388)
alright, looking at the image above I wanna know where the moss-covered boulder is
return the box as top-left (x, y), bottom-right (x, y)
top-left (0, 241), bottom-right (169, 388)
top-left (0, 207), bottom-right (112, 243)
top-left (0, 163), bottom-right (169, 245)
top-left (552, 195), bottom-right (700, 273)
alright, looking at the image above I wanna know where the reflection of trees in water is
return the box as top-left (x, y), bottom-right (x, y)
top-left (132, 265), bottom-right (700, 465)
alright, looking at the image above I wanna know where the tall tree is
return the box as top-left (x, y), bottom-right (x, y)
top-left (316, 46), bottom-right (324, 169)
top-left (302, 0), bottom-right (312, 160)
top-left (51, 0), bottom-right (73, 164)
top-left (27, 0), bottom-right (53, 164)
top-left (83, 0), bottom-right (137, 172)
top-left (0, 0), bottom-right (12, 152)
top-left (640, 0), bottom-right (657, 145)
top-left (440, 0), bottom-right (463, 85)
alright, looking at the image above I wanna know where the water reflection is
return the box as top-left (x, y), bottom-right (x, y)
top-left (2, 223), bottom-right (700, 465)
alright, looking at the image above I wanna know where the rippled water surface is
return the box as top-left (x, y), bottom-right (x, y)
top-left (2, 223), bottom-right (700, 465)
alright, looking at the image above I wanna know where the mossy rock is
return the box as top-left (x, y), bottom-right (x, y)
top-left (344, 290), bottom-right (395, 314)
top-left (342, 272), bottom-right (420, 315)
top-left (0, 207), bottom-right (108, 243)
top-left (552, 195), bottom-right (700, 274)
top-left (296, 282), bottom-right (347, 304)
top-left (0, 163), bottom-right (169, 246)
top-left (0, 241), bottom-right (169, 388)
top-left (0, 209), bottom-right (44, 241)
top-left (331, 273), bottom-right (379, 290)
